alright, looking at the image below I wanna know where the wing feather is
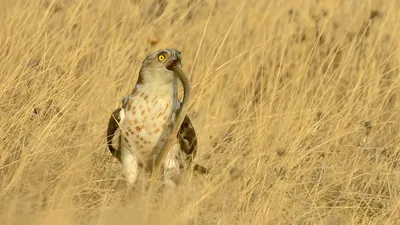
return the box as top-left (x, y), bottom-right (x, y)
top-left (177, 114), bottom-right (209, 174)
top-left (177, 115), bottom-right (198, 156)
top-left (106, 107), bottom-right (123, 161)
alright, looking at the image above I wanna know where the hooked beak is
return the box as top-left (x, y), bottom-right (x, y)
top-left (166, 51), bottom-right (182, 70)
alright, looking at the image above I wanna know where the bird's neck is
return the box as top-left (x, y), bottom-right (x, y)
top-left (133, 78), bottom-right (178, 101)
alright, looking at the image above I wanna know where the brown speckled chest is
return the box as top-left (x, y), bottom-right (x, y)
top-left (120, 88), bottom-right (177, 164)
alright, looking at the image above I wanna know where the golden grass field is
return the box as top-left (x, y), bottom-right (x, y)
top-left (1, 0), bottom-right (400, 224)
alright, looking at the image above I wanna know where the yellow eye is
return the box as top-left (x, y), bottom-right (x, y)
top-left (158, 54), bottom-right (165, 61)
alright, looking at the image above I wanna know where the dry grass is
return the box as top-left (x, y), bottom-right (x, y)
top-left (1, 0), bottom-right (400, 224)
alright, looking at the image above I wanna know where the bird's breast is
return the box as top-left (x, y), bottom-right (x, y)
top-left (121, 89), bottom-right (177, 157)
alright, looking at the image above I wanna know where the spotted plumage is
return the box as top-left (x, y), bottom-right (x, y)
top-left (106, 49), bottom-right (207, 187)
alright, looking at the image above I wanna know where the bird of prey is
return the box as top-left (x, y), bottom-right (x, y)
top-left (106, 49), bottom-right (207, 187)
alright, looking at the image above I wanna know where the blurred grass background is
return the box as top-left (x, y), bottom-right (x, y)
top-left (1, 0), bottom-right (400, 224)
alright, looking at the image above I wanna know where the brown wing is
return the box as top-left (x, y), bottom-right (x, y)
top-left (177, 114), bottom-right (209, 174)
top-left (177, 115), bottom-right (198, 156)
top-left (106, 107), bottom-right (122, 162)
